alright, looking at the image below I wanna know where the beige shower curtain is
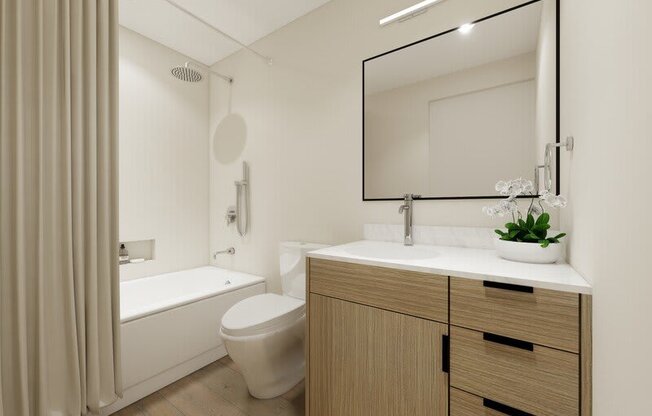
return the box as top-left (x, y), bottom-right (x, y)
top-left (0, 0), bottom-right (122, 415)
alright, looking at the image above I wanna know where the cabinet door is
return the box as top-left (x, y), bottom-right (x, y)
top-left (308, 294), bottom-right (448, 416)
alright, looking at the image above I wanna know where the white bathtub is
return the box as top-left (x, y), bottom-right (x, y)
top-left (103, 266), bottom-right (265, 415)
top-left (120, 266), bottom-right (265, 323)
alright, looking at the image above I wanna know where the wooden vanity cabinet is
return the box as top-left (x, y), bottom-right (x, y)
top-left (306, 258), bottom-right (450, 416)
top-left (450, 326), bottom-right (579, 416)
top-left (309, 258), bottom-right (448, 322)
top-left (449, 279), bottom-right (592, 416)
top-left (305, 258), bottom-right (592, 416)
top-left (308, 294), bottom-right (448, 416)
top-left (450, 277), bottom-right (580, 352)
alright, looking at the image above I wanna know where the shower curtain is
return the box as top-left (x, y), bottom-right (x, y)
top-left (0, 0), bottom-right (122, 415)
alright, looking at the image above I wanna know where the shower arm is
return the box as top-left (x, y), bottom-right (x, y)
top-left (184, 61), bottom-right (233, 83)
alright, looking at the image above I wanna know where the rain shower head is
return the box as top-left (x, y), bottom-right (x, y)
top-left (171, 62), bottom-right (202, 83)
top-left (170, 61), bottom-right (233, 84)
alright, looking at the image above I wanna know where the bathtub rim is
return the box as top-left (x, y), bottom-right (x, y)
top-left (120, 266), bottom-right (266, 324)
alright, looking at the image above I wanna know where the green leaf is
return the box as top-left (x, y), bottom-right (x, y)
top-left (539, 239), bottom-right (550, 248)
top-left (524, 233), bottom-right (540, 241)
top-left (495, 229), bottom-right (506, 237)
top-left (518, 219), bottom-right (527, 228)
top-left (536, 213), bottom-right (550, 226)
top-left (532, 223), bottom-right (551, 232)
top-left (526, 214), bottom-right (535, 228)
top-left (534, 228), bottom-right (548, 239)
top-left (508, 230), bottom-right (519, 239)
top-left (552, 233), bottom-right (567, 240)
top-left (505, 222), bottom-right (519, 230)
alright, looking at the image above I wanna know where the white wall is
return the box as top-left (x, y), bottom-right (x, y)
top-left (208, 0), bottom-right (537, 293)
top-left (119, 27), bottom-right (209, 281)
top-left (365, 53), bottom-right (536, 198)
top-left (429, 77), bottom-right (535, 196)
top-left (561, 1), bottom-right (652, 414)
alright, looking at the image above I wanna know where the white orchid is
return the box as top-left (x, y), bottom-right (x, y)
top-left (540, 190), bottom-right (568, 208)
top-left (482, 206), bottom-right (498, 217)
top-left (495, 178), bottom-right (534, 199)
top-left (482, 199), bottom-right (519, 218)
top-left (483, 178), bottom-right (568, 248)
top-left (495, 180), bottom-right (510, 195)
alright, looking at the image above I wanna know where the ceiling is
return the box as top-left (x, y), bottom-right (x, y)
top-left (119, 0), bottom-right (331, 66)
top-left (365, 2), bottom-right (543, 94)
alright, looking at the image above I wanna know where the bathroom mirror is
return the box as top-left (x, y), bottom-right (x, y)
top-left (363, 0), bottom-right (559, 200)
top-left (213, 113), bottom-right (247, 164)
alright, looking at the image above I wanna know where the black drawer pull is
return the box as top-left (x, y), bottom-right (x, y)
top-left (441, 335), bottom-right (449, 373)
top-left (483, 332), bottom-right (534, 351)
top-left (483, 280), bottom-right (534, 293)
top-left (483, 398), bottom-right (533, 416)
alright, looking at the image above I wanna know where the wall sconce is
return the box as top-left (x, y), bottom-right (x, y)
top-left (535, 136), bottom-right (574, 193)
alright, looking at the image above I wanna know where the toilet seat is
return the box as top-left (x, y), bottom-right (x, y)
top-left (221, 293), bottom-right (305, 337)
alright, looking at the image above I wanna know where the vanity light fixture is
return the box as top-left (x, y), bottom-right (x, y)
top-left (379, 0), bottom-right (447, 26)
top-left (458, 23), bottom-right (475, 34)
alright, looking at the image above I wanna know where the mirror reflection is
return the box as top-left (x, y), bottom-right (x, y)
top-left (363, 0), bottom-right (557, 200)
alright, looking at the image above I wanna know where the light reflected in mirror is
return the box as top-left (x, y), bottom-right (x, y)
top-left (363, 0), bottom-right (557, 200)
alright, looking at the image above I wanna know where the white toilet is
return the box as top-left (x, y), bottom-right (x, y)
top-left (220, 241), bottom-right (328, 399)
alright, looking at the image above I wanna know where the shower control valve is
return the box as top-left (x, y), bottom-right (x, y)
top-left (226, 206), bottom-right (237, 225)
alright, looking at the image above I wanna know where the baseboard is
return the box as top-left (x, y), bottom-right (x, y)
top-left (101, 345), bottom-right (227, 415)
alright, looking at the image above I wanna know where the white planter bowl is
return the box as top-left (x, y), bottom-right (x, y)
top-left (494, 239), bottom-right (562, 264)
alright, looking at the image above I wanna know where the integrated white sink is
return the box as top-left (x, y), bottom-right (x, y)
top-left (342, 241), bottom-right (438, 261)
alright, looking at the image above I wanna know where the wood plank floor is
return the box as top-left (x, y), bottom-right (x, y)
top-left (114, 356), bottom-right (305, 416)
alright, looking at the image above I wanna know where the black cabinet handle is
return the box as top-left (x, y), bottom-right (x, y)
top-left (483, 280), bottom-right (534, 293)
top-left (441, 335), bottom-right (449, 373)
top-left (483, 332), bottom-right (533, 351)
top-left (483, 398), bottom-right (533, 416)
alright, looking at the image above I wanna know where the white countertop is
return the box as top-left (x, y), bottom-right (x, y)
top-left (307, 240), bottom-right (592, 294)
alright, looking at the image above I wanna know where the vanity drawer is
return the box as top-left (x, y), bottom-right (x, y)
top-left (308, 258), bottom-right (448, 322)
top-left (450, 277), bottom-right (579, 352)
top-left (450, 326), bottom-right (579, 416)
top-left (451, 388), bottom-right (532, 416)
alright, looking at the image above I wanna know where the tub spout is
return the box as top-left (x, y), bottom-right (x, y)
top-left (213, 247), bottom-right (235, 258)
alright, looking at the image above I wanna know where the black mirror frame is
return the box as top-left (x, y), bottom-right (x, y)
top-left (362, 0), bottom-right (560, 201)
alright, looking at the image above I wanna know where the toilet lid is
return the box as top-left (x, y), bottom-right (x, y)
top-left (221, 293), bottom-right (305, 337)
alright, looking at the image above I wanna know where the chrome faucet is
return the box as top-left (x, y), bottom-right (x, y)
top-left (213, 247), bottom-right (235, 259)
top-left (398, 194), bottom-right (420, 246)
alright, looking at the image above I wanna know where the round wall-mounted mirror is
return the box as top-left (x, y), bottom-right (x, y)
top-left (212, 113), bottom-right (247, 164)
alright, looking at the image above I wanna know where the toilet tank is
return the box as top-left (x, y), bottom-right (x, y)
top-left (280, 241), bottom-right (329, 300)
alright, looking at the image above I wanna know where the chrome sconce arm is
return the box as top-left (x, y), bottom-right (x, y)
top-left (535, 136), bottom-right (574, 193)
